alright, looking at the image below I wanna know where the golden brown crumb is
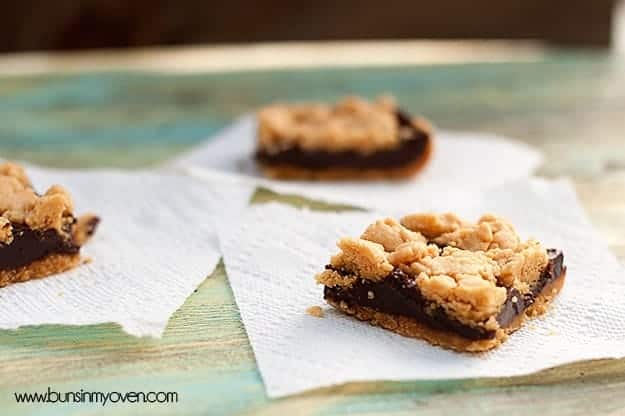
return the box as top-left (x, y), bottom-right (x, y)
top-left (478, 214), bottom-right (520, 249)
top-left (0, 176), bottom-right (37, 224)
top-left (44, 185), bottom-right (74, 212)
top-left (0, 162), bottom-right (30, 187)
top-left (433, 222), bottom-right (493, 251)
top-left (487, 239), bottom-right (548, 292)
top-left (401, 212), bottom-right (466, 239)
top-left (72, 214), bottom-right (101, 246)
top-left (401, 213), bottom-right (520, 252)
top-left (432, 215), bottom-right (520, 251)
top-left (257, 96), bottom-right (404, 154)
top-left (361, 218), bottom-right (426, 252)
top-left (388, 241), bottom-right (439, 266)
top-left (26, 193), bottom-right (73, 232)
top-left (315, 269), bottom-right (358, 288)
top-left (306, 306), bottom-right (324, 318)
top-left (415, 247), bottom-right (506, 322)
top-left (330, 237), bottom-right (393, 281)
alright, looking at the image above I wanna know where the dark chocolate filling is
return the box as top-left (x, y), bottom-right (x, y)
top-left (324, 249), bottom-right (565, 340)
top-left (0, 222), bottom-right (80, 271)
top-left (495, 249), bottom-right (565, 328)
top-left (255, 111), bottom-right (430, 170)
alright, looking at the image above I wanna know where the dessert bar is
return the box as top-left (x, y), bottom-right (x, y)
top-left (316, 213), bottom-right (566, 352)
top-left (0, 162), bottom-right (99, 287)
top-left (255, 96), bottom-right (433, 180)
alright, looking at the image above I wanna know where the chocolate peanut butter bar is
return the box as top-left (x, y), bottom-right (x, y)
top-left (316, 213), bottom-right (566, 352)
top-left (0, 162), bottom-right (99, 287)
top-left (255, 96), bottom-right (433, 180)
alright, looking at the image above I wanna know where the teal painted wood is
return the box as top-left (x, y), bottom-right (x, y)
top-left (2, 52), bottom-right (625, 415)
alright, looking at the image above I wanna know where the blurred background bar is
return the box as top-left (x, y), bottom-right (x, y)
top-left (0, 0), bottom-right (620, 52)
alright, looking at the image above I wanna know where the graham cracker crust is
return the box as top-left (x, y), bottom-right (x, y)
top-left (327, 269), bottom-right (566, 353)
top-left (0, 253), bottom-right (82, 288)
top-left (259, 137), bottom-right (433, 181)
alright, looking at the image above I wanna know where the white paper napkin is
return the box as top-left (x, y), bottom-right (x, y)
top-left (173, 115), bottom-right (543, 210)
top-left (218, 178), bottom-right (625, 397)
top-left (0, 165), bottom-right (255, 337)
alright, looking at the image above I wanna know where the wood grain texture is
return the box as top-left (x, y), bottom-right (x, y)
top-left (1, 51), bottom-right (625, 415)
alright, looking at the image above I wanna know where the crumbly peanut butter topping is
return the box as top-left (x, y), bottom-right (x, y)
top-left (401, 212), bottom-right (467, 239)
top-left (317, 212), bottom-right (550, 324)
top-left (258, 95), bottom-right (410, 154)
top-left (402, 213), bottom-right (520, 251)
top-left (72, 214), bottom-right (100, 246)
top-left (486, 240), bottom-right (548, 292)
top-left (415, 247), bottom-right (506, 322)
top-left (0, 162), bottom-right (75, 244)
top-left (330, 238), bottom-right (393, 281)
top-left (306, 305), bottom-right (324, 318)
top-left (388, 240), bottom-right (439, 268)
top-left (361, 217), bottom-right (426, 252)
top-left (0, 163), bottom-right (30, 187)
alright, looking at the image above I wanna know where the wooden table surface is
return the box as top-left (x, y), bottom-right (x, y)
top-left (1, 42), bottom-right (625, 415)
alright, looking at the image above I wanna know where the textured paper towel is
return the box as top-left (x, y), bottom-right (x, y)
top-left (0, 165), bottom-right (255, 337)
top-left (218, 178), bottom-right (625, 397)
top-left (173, 115), bottom-right (543, 210)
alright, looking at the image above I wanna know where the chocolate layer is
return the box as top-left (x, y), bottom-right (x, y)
top-left (324, 249), bottom-right (565, 340)
top-left (496, 249), bottom-right (565, 328)
top-left (0, 222), bottom-right (80, 271)
top-left (255, 111), bottom-right (429, 170)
